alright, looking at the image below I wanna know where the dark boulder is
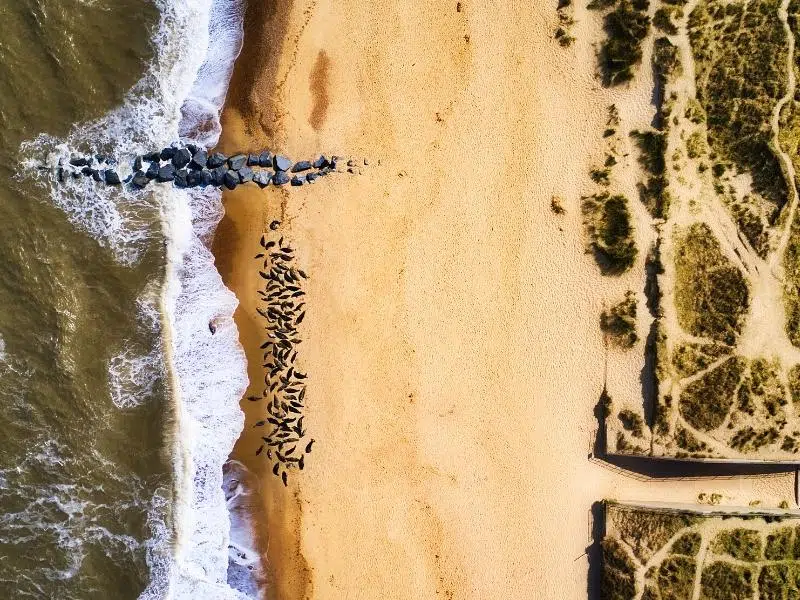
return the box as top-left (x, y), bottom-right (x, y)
top-left (253, 171), bottom-right (272, 187)
top-left (105, 170), bottom-right (121, 185)
top-left (200, 170), bottom-right (214, 187)
top-left (146, 162), bottom-right (160, 179)
top-left (133, 156), bottom-right (143, 172)
top-left (238, 167), bottom-right (254, 183)
top-left (312, 155), bottom-right (328, 169)
top-left (81, 166), bottom-right (93, 176)
top-left (187, 171), bottom-right (201, 187)
top-left (223, 170), bottom-right (239, 190)
top-left (329, 157), bottom-right (338, 170)
top-left (273, 171), bottom-right (290, 186)
top-left (186, 143), bottom-right (199, 155)
top-left (69, 155), bottom-right (88, 167)
top-left (290, 175), bottom-right (304, 186)
top-left (157, 164), bottom-right (177, 182)
top-left (292, 160), bottom-right (312, 173)
top-left (190, 150), bottom-right (208, 170)
top-left (172, 148), bottom-right (192, 169)
top-left (306, 172), bottom-right (318, 184)
top-left (92, 170), bottom-right (103, 182)
top-left (211, 166), bottom-right (228, 186)
top-left (273, 155), bottom-right (292, 172)
top-left (228, 154), bottom-right (247, 170)
top-left (95, 154), bottom-right (107, 164)
top-left (132, 171), bottom-right (149, 189)
top-left (57, 168), bottom-right (64, 183)
top-left (160, 147), bottom-right (176, 160)
top-left (207, 152), bottom-right (227, 168)
top-left (174, 169), bottom-right (189, 188)
top-left (247, 154), bottom-right (260, 166)
top-left (143, 151), bottom-right (161, 162)
top-left (259, 151), bottom-right (272, 167)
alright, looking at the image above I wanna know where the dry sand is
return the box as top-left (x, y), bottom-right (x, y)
top-left (211, 0), bottom-right (799, 598)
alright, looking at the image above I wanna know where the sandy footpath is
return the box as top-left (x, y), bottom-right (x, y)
top-left (212, 0), bottom-right (798, 598)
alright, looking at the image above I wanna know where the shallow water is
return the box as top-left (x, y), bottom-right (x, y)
top-left (0, 0), bottom-right (250, 597)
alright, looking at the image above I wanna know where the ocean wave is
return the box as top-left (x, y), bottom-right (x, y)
top-left (20, 0), bottom-right (252, 596)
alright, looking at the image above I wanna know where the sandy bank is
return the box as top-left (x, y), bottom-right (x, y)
top-left (212, 1), bottom-right (798, 598)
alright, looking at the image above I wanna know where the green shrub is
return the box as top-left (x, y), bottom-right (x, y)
top-left (764, 527), bottom-right (793, 560)
top-left (653, 7), bottom-right (679, 33)
top-left (601, 538), bottom-right (637, 600)
top-left (700, 561), bottom-right (754, 600)
top-left (657, 555), bottom-right (696, 600)
top-left (758, 563), bottom-right (799, 600)
top-left (618, 408), bottom-right (645, 437)
top-left (710, 528), bottom-right (762, 561)
top-left (670, 532), bottom-right (701, 556)
top-left (602, 292), bottom-right (638, 348)
top-left (679, 356), bottom-right (745, 431)
top-left (671, 342), bottom-right (730, 379)
top-left (600, 0), bottom-right (651, 85)
top-left (674, 223), bottom-right (749, 345)
top-left (583, 193), bottom-right (638, 274)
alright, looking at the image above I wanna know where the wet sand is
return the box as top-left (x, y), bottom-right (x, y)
top-left (212, 1), bottom-right (798, 598)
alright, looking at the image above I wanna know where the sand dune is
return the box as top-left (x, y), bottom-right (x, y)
top-left (212, 0), bottom-right (797, 597)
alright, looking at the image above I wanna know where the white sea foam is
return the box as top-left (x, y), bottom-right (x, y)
top-left (20, 0), bottom-right (255, 596)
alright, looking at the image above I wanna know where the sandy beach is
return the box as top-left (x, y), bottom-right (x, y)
top-left (211, 1), bottom-right (799, 598)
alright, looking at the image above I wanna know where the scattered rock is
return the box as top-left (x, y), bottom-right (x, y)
top-left (273, 155), bottom-right (292, 172)
top-left (133, 156), bottom-right (143, 171)
top-left (211, 165), bottom-right (228, 186)
top-left (105, 170), bottom-right (121, 185)
top-left (259, 151), bottom-right (272, 168)
top-left (347, 159), bottom-right (355, 167)
top-left (69, 155), bottom-right (88, 167)
top-left (247, 154), bottom-right (260, 166)
top-left (200, 170), bottom-right (214, 187)
top-left (228, 154), bottom-right (247, 170)
top-left (207, 152), bottom-right (227, 168)
top-left (223, 170), bottom-right (239, 190)
top-left (92, 170), bottom-right (103, 182)
top-left (238, 167), bottom-right (254, 183)
top-left (132, 171), bottom-right (149, 188)
top-left (270, 220), bottom-right (281, 230)
top-left (190, 150), bottom-right (208, 170)
top-left (306, 172), bottom-right (318, 183)
top-left (273, 171), bottom-right (290, 186)
top-left (290, 175), bottom-right (304, 186)
top-left (160, 147), bottom-right (176, 161)
top-left (81, 166), bottom-right (93, 176)
top-left (291, 160), bottom-right (312, 173)
top-left (157, 164), bottom-right (177, 182)
top-left (312, 155), bottom-right (328, 169)
top-left (143, 151), bottom-right (161, 162)
top-left (187, 170), bottom-right (201, 187)
top-left (186, 143), bottom-right (199, 155)
top-left (254, 171), bottom-right (272, 187)
top-left (172, 148), bottom-right (192, 169)
top-left (146, 162), bottom-right (160, 179)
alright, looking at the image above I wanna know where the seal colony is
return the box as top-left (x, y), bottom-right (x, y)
top-left (54, 143), bottom-right (366, 190)
top-left (249, 227), bottom-right (313, 487)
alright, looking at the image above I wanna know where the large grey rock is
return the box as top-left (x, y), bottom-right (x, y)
top-left (253, 171), bottom-right (272, 188)
top-left (247, 154), bottom-right (260, 166)
top-left (69, 155), bottom-right (88, 167)
top-left (272, 171), bottom-right (290, 186)
top-left (238, 167), bottom-right (254, 183)
top-left (200, 170), bottom-right (213, 187)
top-left (211, 165), bottom-right (228, 186)
top-left (312, 155), bottom-right (328, 169)
top-left (291, 160), bottom-right (312, 173)
top-left (190, 150), bottom-right (208, 170)
top-left (157, 165), bottom-right (177, 182)
top-left (146, 162), bottom-right (160, 179)
top-left (133, 156), bottom-right (143, 172)
top-left (290, 175), bottom-right (304, 186)
top-left (273, 155), bottom-right (292, 172)
top-left (174, 169), bottom-right (189, 188)
top-left (259, 151), bottom-right (272, 167)
top-left (160, 147), bottom-right (176, 161)
top-left (81, 166), bottom-right (93, 176)
top-left (306, 172), bottom-right (318, 184)
top-left (105, 170), bottom-right (121, 185)
top-left (187, 171), bottom-right (201, 187)
top-left (223, 170), bottom-right (239, 190)
top-left (92, 170), bottom-right (103, 182)
top-left (228, 154), bottom-right (247, 170)
top-left (207, 152), bottom-right (227, 168)
top-left (172, 148), bottom-right (192, 169)
top-left (132, 171), bottom-right (149, 188)
top-left (143, 151), bottom-right (161, 162)
top-left (186, 143), bottom-right (199, 155)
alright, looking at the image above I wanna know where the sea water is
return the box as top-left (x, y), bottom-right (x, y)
top-left (1, 0), bottom-right (255, 597)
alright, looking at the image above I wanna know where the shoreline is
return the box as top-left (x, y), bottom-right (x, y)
top-left (211, 1), bottom-right (800, 598)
